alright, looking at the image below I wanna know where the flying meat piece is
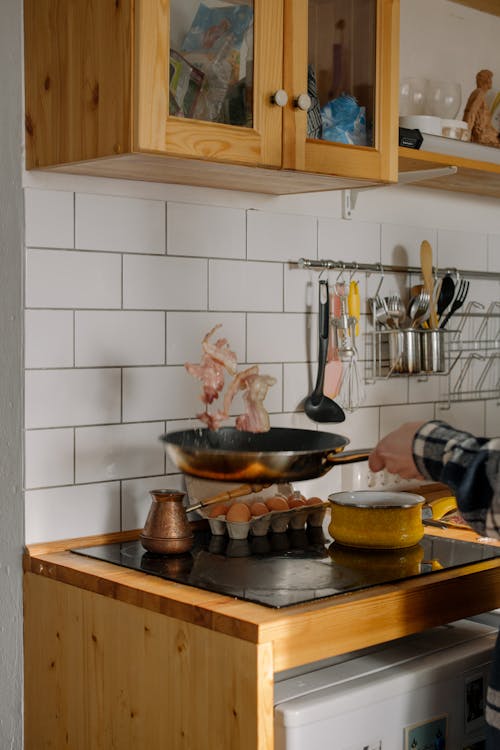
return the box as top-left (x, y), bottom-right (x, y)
top-left (185, 324), bottom-right (237, 404)
top-left (186, 327), bottom-right (276, 432)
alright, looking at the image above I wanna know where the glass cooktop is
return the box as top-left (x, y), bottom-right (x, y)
top-left (71, 528), bottom-right (500, 609)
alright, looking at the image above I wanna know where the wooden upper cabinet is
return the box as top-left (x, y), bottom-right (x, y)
top-left (24, 0), bottom-right (399, 192)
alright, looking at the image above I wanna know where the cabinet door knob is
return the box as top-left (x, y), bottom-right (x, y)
top-left (294, 93), bottom-right (312, 111)
top-left (271, 89), bottom-right (289, 107)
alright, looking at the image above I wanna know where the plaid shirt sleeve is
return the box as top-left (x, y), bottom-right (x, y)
top-left (412, 419), bottom-right (500, 539)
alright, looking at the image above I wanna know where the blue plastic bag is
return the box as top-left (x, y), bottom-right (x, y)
top-left (320, 94), bottom-right (367, 145)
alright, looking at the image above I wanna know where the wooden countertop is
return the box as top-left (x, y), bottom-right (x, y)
top-left (24, 525), bottom-right (500, 673)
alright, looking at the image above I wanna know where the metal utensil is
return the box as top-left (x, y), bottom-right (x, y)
top-left (436, 273), bottom-right (455, 320)
top-left (408, 290), bottom-right (431, 328)
top-left (439, 279), bottom-right (470, 328)
top-left (304, 279), bottom-right (345, 423)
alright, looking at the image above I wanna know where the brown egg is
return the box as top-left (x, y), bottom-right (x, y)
top-left (226, 503), bottom-right (252, 522)
top-left (265, 496), bottom-right (289, 512)
top-left (306, 496), bottom-right (323, 506)
top-left (208, 502), bottom-right (229, 518)
top-left (250, 501), bottom-right (269, 517)
top-left (288, 492), bottom-right (306, 507)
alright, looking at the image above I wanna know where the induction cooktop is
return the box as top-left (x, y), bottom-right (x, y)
top-left (71, 528), bottom-right (500, 609)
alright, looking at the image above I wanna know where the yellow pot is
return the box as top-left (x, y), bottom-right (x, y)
top-left (328, 491), bottom-right (425, 549)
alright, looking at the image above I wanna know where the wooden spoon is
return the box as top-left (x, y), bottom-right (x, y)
top-left (420, 240), bottom-right (438, 328)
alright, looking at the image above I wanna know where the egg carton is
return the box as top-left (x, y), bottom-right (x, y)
top-left (201, 502), bottom-right (327, 540)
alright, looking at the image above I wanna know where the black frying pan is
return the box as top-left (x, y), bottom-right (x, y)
top-left (161, 427), bottom-right (370, 483)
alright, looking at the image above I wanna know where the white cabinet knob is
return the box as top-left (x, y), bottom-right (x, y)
top-left (271, 89), bottom-right (289, 107)
top-left (294, 93), bottom-right (312, 111)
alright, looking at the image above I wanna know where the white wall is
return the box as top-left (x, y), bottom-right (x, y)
top-left (22, 171), bottom-right (500, 542)
top-left (0, 1), bottom-right (24, 748)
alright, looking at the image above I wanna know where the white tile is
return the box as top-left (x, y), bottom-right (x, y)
top-left (167, 202), bottom-right (245, 258)
top-left (247, 313), bottom-right (316, 363)
top-left (487, 233), bottom-right (500, 272)
top-left (408, 374), bottom-right (448, 404)
top-left (25, 310), bottom-right (74, 368)
top-left (485, 401), bottom-right (500, 437)
top-left (318, 217), bottom-right (381, 265)
top-left (283, 362), bottom-right (312, 412)
top-left (247, 210), bottom-right (317, 262)
top-left (434, 401), bottom-right (485, 436)
top-left (75, 422), bottom-right (165, 483)
top-left (75, 193), bottom-right (165, 254)
top-left (25, 188), bottom-right (74, 249)
top-left (26, 249), bottom-right (121, 308)
top-left (284, 267), bottom-right (319, 313)
top-left (75, 311), bottom-right (165, 366)
top-left (324, 406), bottom-right (380, 448)
top-left (25, 369), bottom-right (121, 428)
top-left (166, 313), bottom-right (245, 365)
top-left (25, 429), bottom-right (74, 489)
top-left (379, 403), bottom-right (434, 437)
top-left (25, 482), bottom-right (121, 544)
top-left (121, 474), bottom-right (185, 531)
top-left (269, 411), bottom-right (312, 429)
top-left (437, 228), bottom-right (487, 271)
top-left (123, 255), bottom-right (207, 310)
top-left (381, 224), bottom-right (437, 268)
top-left (209, 259), bottom-right (283, 311)
top-left (123, 366), bottom-right (201, 422)
top-left (363, 377), bottom-right (409, 406)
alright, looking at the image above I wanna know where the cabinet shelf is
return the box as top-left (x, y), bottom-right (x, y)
top-left (399, 147), bottom-right (500, 199)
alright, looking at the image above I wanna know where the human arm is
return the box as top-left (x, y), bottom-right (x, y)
top-left (369, 420), bottom-right (500, 538)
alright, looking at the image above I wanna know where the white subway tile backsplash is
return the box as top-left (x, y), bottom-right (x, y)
top-left (123, 366), bottom-right (200, 422)
top-left (247, 209), bottom-right (317, 262)
top-left (25, 429), bottom-right (74, 489)
top-left (167, 202), bottom-right (245, 258)
top-left (166, 313), bottom-right (245, 365)
top-left (75, 311), bottom-right (165, 366)
top-left (379, 403), bottom-right (434, 437)
top-left (121, 474), bottom-right (185, 531)
top-left (75, 422), bottom-right (165, 483)
top-left (26, 249), bottom-right (121, 309)
top-left (487, 233), bottom-right (500, 272)
top-left (25, 482), bottom-right (121, 544)
top-left (283, 362), bottom-right (312, 412)
top-left (123, 255), bottom-right (207, 310)
top-left (437, 228), bottom-right (487, 271)
top-left (25, 310), bottom-right (74, 368)
top-left (21, 186), bottom-right (500, 545)
top-left (76, 193), bottom-right (165, 254)
top-left (381, 224), bottom-right (437, 268)
top-left (25, 369), bottom-right (121, 428)
top-left (485, 401), bottom-right (500, 437)
top-left (25, 189), bottom-right (74, 249)
top-left (209, 259), bottom-right (283, 311)
top-left (247, 313), bottom-right (315, 363)
top-left (318, 217), bottom-right (381, 265)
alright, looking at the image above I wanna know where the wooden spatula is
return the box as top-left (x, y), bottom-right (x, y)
top-left (420, 240), bottom-right (438, 328)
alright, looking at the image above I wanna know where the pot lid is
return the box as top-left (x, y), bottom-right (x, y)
top-left (328, 491), bottom-right (425, 509)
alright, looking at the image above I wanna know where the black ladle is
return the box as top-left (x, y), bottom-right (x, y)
top-left (304, 279), bottom-right (345, 423)
top-left (436, 273), bottom-right (455, 320)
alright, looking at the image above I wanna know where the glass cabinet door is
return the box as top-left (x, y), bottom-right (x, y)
top-left (138, 0), bottom-right (284, 168)
top-left (283, 0), bottom-right (399, 182)
top-left (169, 0), bottom-right (255, 128)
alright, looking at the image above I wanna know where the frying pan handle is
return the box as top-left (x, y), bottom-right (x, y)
top-left (327, 449), bottom-right (371, 465)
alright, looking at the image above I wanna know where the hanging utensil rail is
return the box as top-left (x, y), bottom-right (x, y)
top-left (296, 258), bottom-right (500, 280)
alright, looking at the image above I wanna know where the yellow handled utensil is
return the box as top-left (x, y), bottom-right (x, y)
top-left (347, 280), bottom-right (360, 336)
top-left (420, 240), bottom-right (438, 329)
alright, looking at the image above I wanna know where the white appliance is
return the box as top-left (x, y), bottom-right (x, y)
top-left (274, 619), bottom-right (495, 750)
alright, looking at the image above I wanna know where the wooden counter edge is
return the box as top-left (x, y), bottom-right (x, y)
top-left (24, 529), bottom-right (500, 671)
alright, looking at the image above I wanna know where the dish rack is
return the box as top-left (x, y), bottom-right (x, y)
top-left (367, 300), bottom-right (500, 405)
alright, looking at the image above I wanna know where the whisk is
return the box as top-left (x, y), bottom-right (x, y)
top-left (333, 293), bottom-right (365, 412)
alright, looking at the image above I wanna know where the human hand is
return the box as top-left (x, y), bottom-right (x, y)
top-left (369, 422), bottom-right (426, 479)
